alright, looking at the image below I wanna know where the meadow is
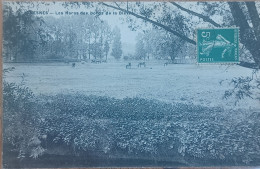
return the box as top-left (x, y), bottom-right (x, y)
top-left (3, 61), bottom-right (260, 167)
top-left (4, 61), bottom-right (259, 109)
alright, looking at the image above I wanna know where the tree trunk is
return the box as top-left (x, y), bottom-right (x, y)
top-left (245, 2), bottom-right (260, 41)
top-left (228, 2), bottom-right (260, 67)
top-left (88, 32), bottom-right (91, 60)
top-left (170, 55), bottom-right (175, 62)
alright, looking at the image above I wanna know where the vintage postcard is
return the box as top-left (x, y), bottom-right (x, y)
top-left (2, 1), bottom-right (260, 168)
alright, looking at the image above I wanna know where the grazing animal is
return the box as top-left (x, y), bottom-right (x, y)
top-left (72, 62), bottom-right (76, 67)
top-left (126, 63), bottom-right (131, 69)
top-left (138, 62), bottom-right (146, 68)
top-left (164, 62), bottom-right (168, 67)
top-left (91, 60), bottom-right (101, 64)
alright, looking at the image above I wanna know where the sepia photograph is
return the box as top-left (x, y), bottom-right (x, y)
top-left (2, 1), bottom-right (260, 168)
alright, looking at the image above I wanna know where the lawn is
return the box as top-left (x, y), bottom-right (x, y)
top-left (3, 61), bottom-right (260, 167)
top-left (4, 61), bottom-right (259, 109)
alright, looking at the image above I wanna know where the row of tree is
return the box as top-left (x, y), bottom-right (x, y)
top-left (134, 29), bottom-right (194, 61)
top-left (4, 1), bottom-right (260, 67)
top-left (3, 5), bottom-right (123, 62)
top-left (101, 1), bottom-right (260, 68)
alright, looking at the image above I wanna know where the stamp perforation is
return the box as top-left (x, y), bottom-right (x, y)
top-left (196, 27), bottom-right (240, 65)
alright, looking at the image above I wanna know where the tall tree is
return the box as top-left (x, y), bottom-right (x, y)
top-left (3, 6), bottom-right (45, 61)
top-left (104, 41), bottom-right (110, 61)
top-left (135, 33), bottom-right (146, 60)
top-left (111, 26), bottom-right (122, 60)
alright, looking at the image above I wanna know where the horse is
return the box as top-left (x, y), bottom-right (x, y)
top-left (138, 62), bottom-right (146, 68)
top-left (164, 62), bottom-right (168, 67)
top-left (91, 60), bottom-right (101, 64)
top-left (126, 63), bottom-right (131, 69)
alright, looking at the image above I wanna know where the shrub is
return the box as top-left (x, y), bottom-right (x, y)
top-left (123, 55), bottom-right (129, 60)
top-left (3, 86), bottom-right (260, 165)
top-left (3, 80), bottom-right (45, 159)
top-left (223, 70), bottom-right (260, 105)
top-left (39, 94), bottom-right (260, 164)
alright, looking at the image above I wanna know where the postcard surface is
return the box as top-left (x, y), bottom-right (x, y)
top-left (2, 1), bottom-right (260, 168)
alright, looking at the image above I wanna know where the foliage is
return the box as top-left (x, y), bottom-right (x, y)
top-left (3, 80), bottom-right (45, 159)
top-left (101, 1), bottom-right (260, 67)
top-left (135, 33), bottom-right (146, 60)
top-left (104, 41), bottom-right (110, 60)
top-left (222, 70), bottom-right (260, 105)
top-left (3, 81), bottom-right (260, 164)
top-left (3, 6), bottom-right (46, 61)
top-left (33, 94), bottom-right (260, 164)
top-left (3, 1), bottom-right (260, 66)
top-left (139, 29), bottom-right (186, 61)
top-left (3, 4), bottom-right (112, 62)
top-left (111, 26), bottom-right (123, 60)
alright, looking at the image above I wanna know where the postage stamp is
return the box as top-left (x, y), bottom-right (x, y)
top-left (197, 28), bottom-right (239, 64)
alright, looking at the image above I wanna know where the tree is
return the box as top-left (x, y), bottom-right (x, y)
top-left (104, 41), bottom-right (110, 61)
top-left (3, 6), bottom-right (18, 61)
top-left (228, 2), bottom-right (260, 67)
top-left (139, 29), bottom-right (185, 61)
top-left (91, 22), bottom-right (101, 59)
top-left (102, 21), bottom-right (113, 61)
top-left (3, 6), bottom-right (46, 61)
top-left (6, 1), bottom-right (260, 67)
top-left (3, 3), bottom-right (113, 62)
top-left (135, 33), bottom-right (146, 60)
top-left (83, 16), bottom-right (95, 60)
top-left (99, 20), bottom-right (112, 60)
top-left (101, 2), bottom-right (260, 68)
top-left (111, 26), bottom-right (122, 60)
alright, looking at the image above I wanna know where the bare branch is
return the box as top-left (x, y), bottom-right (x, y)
top-left (170, 2), bottom-right (221, 27)
top-left (101, 2), bottom-right (196, 45)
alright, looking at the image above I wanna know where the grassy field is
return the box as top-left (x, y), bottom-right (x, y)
top-left (3, 61), bottom-right (260, 167)
top-left (4, 61), bottom-right (259, 110)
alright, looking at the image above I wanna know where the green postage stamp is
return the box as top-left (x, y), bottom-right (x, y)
top-left (197, 28), bottom-right (239, 64)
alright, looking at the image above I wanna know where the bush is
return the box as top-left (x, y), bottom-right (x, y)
top-left (39, 94), bottom-right (260, 164)
top-left (123, 55), bottom-right (129, 60)
top-left (3, 86), bottom-right (260, 165)
top-left (223, 70), bottom-right (260, 105)
top-left (3, 81), bottom-right (45, 159)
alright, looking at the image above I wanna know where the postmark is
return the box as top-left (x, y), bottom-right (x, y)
top-left (197, 28), bottom-right (239, 64)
